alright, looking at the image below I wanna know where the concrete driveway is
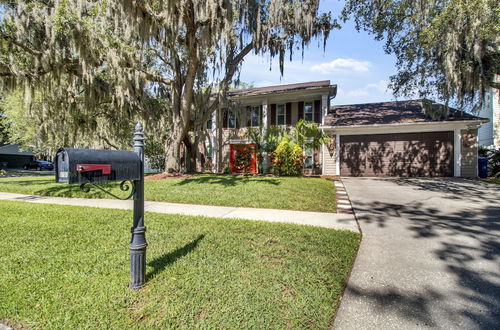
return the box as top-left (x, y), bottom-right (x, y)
top-left (333, 178), bottom-right (500, 330)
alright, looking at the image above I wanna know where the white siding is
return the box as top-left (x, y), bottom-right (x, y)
top-left (478, 87), bottom-right (499, 147)
top-left (460, 129), bottom-right (478, 178)
top-left (322, 143), bottom-right (336, 175)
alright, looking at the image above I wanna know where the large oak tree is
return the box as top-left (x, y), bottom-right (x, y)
top-left (0, 0), bottom-right (334, 171)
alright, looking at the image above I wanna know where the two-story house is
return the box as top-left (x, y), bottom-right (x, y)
top-left (205, 80), bottom-right (488, 177)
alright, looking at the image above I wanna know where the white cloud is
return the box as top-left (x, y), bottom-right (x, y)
top-left (346, 89), bottom-right (370, 97)
top-left (345, 80), bottom-right (390, 97)
top-left (310, 58), bottom-right (371, 74)
top-left (334, 80), bottom-right (395, 105)
top-left (365, 80), bottom-right (390, 93)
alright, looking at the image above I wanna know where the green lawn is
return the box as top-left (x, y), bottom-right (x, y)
top-left (0, 174), bottom-right (336, 212)
top-left (0, 201), bottom-right (359, 329)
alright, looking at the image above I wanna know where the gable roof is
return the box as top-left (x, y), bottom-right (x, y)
top-left (324, 100), bottom-right (488, 127)
top-left (227, 80), bottom-right (334, 98)
top-left (0, 144), bottom-right (35, 156)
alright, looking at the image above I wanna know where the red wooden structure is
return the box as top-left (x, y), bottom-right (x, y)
top-left (229, 144), bottom-right (257, 174)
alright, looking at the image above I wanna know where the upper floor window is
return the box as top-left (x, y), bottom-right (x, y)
top-left (222, 109), bottom-right (236, 129)
top-left (206, 118), bottom-right (213, 130)
top-left (250, 106), bottom-right (260, 127)
top-left (277, 104), bottom-right (285, 125)
top-left (228, 111), bottom-right (236, 128)
top-left (304, 102), bottom-right (313, 122)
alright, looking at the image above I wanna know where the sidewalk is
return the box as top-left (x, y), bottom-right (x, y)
top-left (0, 192), bottom-right (359, 233)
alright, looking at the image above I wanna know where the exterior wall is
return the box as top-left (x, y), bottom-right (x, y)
top-left (460, 129), bottom-right (478, 178)
top-left (217, 97), bottom-right (327, 173)
top-left (322, 140), bottom-right (336, 175)
top-left (495, 88), bottom-right (500, 146)
top-left (478, 87), bottom-right (500, 147)
top-left (478, 88), bottom-right (495, 146)
top-left (0, 154), bottom-right (34, 168)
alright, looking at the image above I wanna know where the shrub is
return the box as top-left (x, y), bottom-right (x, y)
top-left (272, 140), bottom-right (304, 176)
top-left (479, 146), bottom-right (500, 177)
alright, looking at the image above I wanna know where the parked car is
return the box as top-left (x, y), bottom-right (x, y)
top-left (23, 160), bottom-right (54, 171)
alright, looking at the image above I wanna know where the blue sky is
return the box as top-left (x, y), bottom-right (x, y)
top-left (239, 0), bottom-right (399, 106)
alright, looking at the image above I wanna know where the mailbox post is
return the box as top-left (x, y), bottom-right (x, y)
top-left (55, 123), bottom-right (148, 289)
top-left (130, 123), bottom-right (147, 289)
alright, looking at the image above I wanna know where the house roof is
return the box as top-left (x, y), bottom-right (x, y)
top-left (324, 100), bottom-right (488, 127)
top-left (0, 144), bottom-right (35, 156)
top-left (227, 80), bottom-right (334, 98)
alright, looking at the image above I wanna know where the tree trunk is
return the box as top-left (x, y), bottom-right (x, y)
top-left (164, 126), bottom-right (184, 173)
top-left (183, 134), bottom-right (198, 173)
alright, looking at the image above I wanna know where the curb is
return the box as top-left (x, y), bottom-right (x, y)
top-left (333, 178), bottom-right (354, 214)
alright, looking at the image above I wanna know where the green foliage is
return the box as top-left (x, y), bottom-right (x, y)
top-left (144, 137), bottom-right (166, 171)
top-left (272, 140), bottom-right (304, 176)
top-left (0, 105), bottom-right (10, 145)
top-left (248, 125), bottom-right (290, 154)
top-left (0, 90), bottom-right (135, 158)
top-left (223, 166), bottom-right (232, 174)
top-left (480, 146), bottom-right (500, 177)
top-left (295, 119), bottom-right (330, 149)
top-left (343, 0), bottom-right (500, 109)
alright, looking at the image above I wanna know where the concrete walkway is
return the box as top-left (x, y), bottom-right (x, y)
top-left (0, 192), bottom-right (359, 232)
top-left (333, 177), bottom-right (500, 329)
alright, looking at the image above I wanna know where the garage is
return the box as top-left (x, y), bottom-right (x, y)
top-left (340, 131), bottom-right (454, 177)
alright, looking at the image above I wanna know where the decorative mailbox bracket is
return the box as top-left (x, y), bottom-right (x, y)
top-left (79, 179), bottom-right (136, 201)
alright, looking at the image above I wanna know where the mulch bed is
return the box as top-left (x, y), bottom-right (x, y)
top-left (145, 173), bottom-right (193, 181)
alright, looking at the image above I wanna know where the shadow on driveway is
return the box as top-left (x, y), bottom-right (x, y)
top-left (335, 178), bottom-right (500, 329)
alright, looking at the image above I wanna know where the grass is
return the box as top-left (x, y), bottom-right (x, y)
top-left (0, 201), bottom-right (359, 329)
top-left (0, 174), bottom-right (336, 212)
top-left (485, 178), bottom-right (500, 185)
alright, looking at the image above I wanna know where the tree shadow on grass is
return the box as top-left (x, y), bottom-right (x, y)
top-left (174, 175), bottom-right (281, 187)
top-left (146, 234), bottom-right (205, 282)
top-left (0, 179), bottom-right (55, 186)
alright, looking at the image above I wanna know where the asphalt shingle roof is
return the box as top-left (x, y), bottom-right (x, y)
top-left (324, 100), bottom-right (487, 127)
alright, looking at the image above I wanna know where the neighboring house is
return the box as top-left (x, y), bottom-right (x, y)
top-left (0, 144), bottom-right (35, 169)
top-left (205, 80), bottom-right (488, 177)
top-left (478, 84), bottom-right (500, 147)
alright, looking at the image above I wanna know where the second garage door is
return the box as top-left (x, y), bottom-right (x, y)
top-left (340, 131), bottom-right (454, 177)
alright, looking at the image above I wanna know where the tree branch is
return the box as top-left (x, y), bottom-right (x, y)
top-left (0, 32), bottom-right (43, 57)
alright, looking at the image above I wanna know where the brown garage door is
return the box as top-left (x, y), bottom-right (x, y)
top-left (340, 132), bottom-right (454, 176)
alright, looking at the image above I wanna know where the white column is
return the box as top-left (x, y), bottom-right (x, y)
top-left (335, 133), bottom-right (340, 176)
top-left (321, 94), bottom-right (328, 125)
top-left (211, 109), bottom-right (218, 173)
top-left (454, 128), bottom-right (461, 177)
top-left (261, 99), bottom-right (269, 174)
top-left (262, 99), bottom-right (268, 134)
top-left (321, 141), bottom-right (326, 175)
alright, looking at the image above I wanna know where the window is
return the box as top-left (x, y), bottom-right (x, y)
top-left (304, 147), bottom-right (313, 169)
top-left (277, 104), bottom-right (285, 125)
top-left (304, 102), bottom-right (313, 122)
top-left (206, 118), bottom-right (213, 129)
top-left (250, 106), bottom-right (260, 127)
top-left (228, 111), bottom-right (235, 128)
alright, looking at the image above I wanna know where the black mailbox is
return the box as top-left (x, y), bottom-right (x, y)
top-left (55, 148), bottom-right (141, 184)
